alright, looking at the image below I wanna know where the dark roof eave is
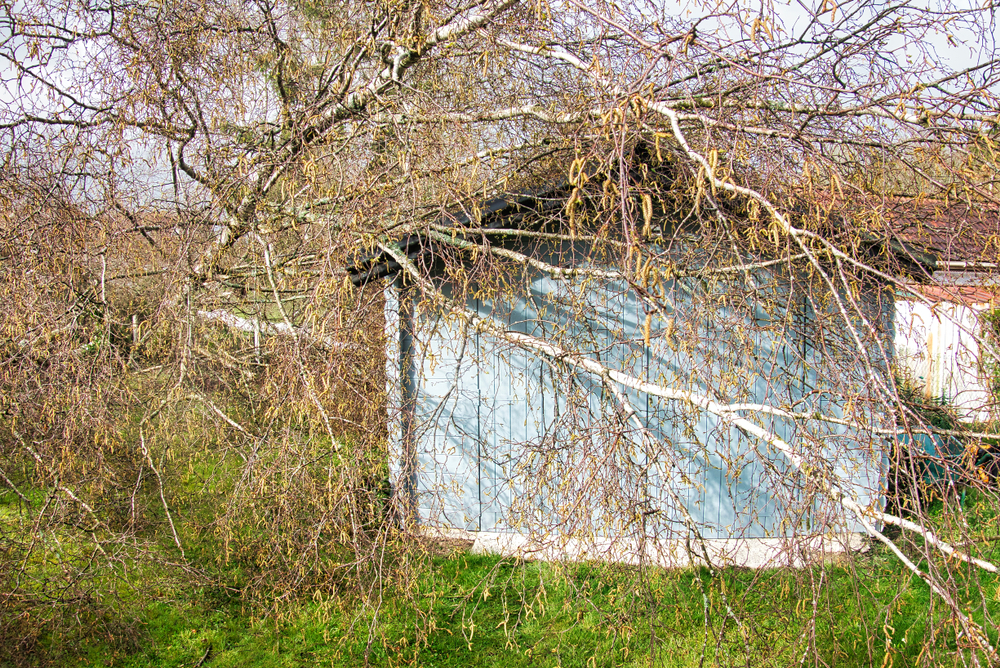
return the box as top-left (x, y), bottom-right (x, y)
top-left (347, 184), bottom-right (570, 287)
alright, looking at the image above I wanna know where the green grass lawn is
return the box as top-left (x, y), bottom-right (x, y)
top-left (5, 447), bottom-right (999, 668)
top-left (58, 539), bottom-right (994, 668)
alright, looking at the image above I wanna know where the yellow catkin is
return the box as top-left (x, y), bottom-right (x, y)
top-left (641, 256), bottom-right (653, 286)
top-left (568, 158), bottom-right (583, 185)
top-left (641, 193), bottom-right (653, 237)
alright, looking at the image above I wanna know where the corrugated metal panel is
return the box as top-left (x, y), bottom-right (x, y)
top-left (389, 249), bottom-right (891, 542)
top-left (395, 281), bottom-right (480, 530)
top-left (895, 298), bottom-right (994, 422)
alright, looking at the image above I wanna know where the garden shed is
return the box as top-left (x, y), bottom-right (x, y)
top-left (350, 176), bottom-right (903, 568)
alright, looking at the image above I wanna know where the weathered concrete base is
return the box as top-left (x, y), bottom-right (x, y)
top-left (419, 527), bottom-right (868, 569)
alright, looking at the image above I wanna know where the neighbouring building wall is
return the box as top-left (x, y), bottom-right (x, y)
top-left (385, 243), bottom-right (892, 551)
top-left (895, 296), bottom-right (996, 423)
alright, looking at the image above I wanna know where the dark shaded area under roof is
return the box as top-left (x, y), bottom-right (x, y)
top-left (347, 183), bottom-right (572, 287)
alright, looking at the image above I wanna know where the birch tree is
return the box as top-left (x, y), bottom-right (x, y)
top-left (2, 0), bottom-right (999, 663)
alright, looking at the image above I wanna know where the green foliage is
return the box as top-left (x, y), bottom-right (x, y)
top-left (0, 488), bottom-right (150, 666)
top-left (979, 308), bottom-right (1000, 402)
top-left (895, 374), bottom-right (962, 432)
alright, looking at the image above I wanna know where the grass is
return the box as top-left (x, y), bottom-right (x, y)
top-left (52, 539), bottom-right (995, 668)
top-left (5, 475), bottom-right (1000, 666)
top-left (5, 474), bottom-right (1000, 668)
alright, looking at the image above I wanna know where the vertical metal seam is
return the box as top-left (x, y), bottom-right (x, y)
top-left (476, 297), bottom-right (482, 532)
top-left (398, 277), bottom-right (418, 527)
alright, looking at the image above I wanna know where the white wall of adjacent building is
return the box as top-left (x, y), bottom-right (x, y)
top-left (895, 280), bottom-right (998, 423)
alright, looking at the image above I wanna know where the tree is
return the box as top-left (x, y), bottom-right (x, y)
top-left (1, 0), bottom-right (999, 663)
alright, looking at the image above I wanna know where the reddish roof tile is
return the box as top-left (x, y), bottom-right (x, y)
top-left (885, 199), bottom-right (1000, 264)
top-left (907, 283), bottom-right (1000, 306)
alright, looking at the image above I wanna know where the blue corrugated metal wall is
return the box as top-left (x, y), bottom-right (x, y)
top-left (388, 245), bottom-right (891, 540)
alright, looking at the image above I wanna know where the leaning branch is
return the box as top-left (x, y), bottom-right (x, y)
top-left (196, 309), bottom-right (347, 351)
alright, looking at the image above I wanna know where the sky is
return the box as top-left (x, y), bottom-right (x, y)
top-left (1, 0), bottom-right (996, 208)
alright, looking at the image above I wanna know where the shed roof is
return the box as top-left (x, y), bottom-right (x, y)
top-left (350, 162), bottom-right (996, 287)
top-left (885, 199), bottom-right (1000, 265)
